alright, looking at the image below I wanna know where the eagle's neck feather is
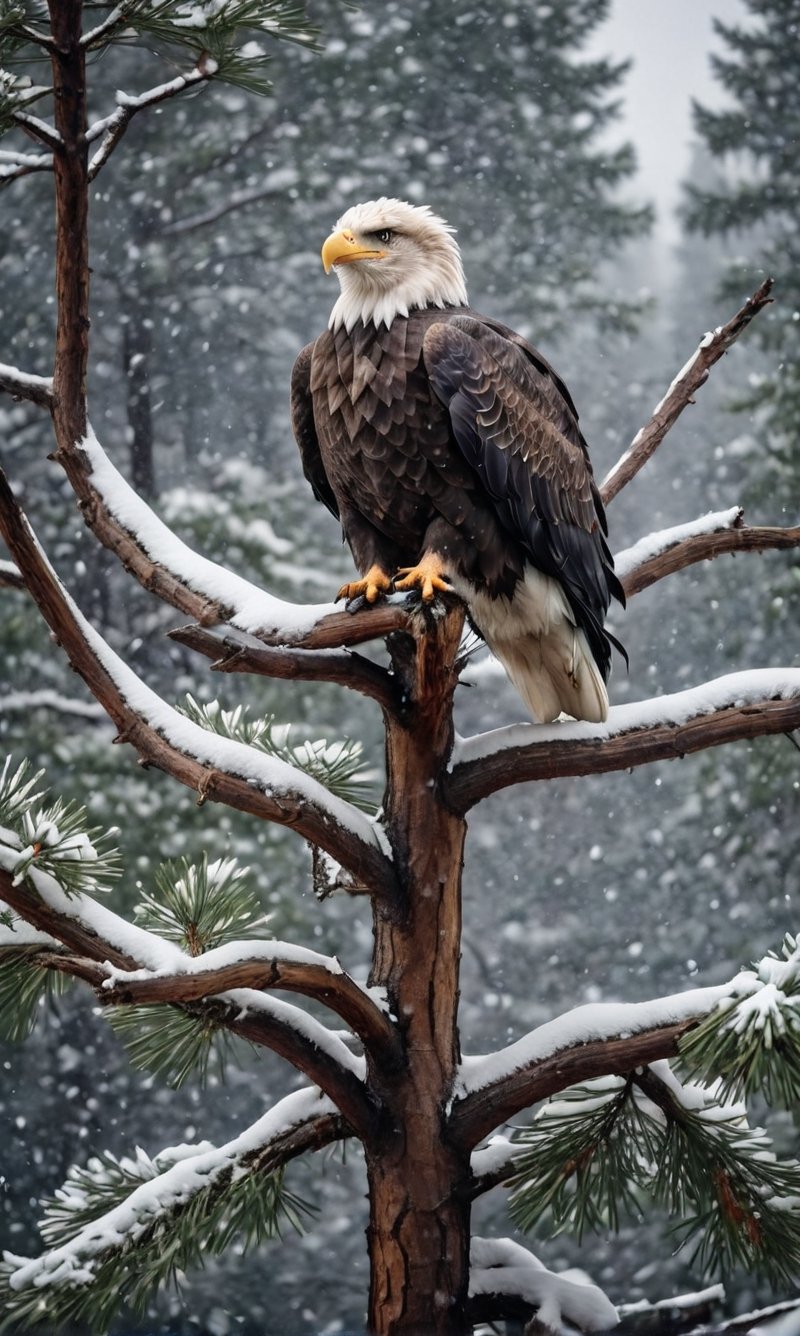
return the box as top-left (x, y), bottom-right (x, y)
top-left (328, 259), bottom-right (468, 333)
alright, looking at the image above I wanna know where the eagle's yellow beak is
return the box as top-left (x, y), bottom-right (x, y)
top-left (321, 229), bottom-right (387, 273)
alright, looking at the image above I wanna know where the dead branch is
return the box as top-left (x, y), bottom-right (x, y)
top-left (169, 623), bottom-right (400, 711)
top-left (446, 671), bottom-right (800, 812)
top-left (0, 361), bottom-right (54, 408)
top-left (0, 153), bottom-right (53, 185)
top-left (0, 470), bottom-right (399, 902)
top-left (601, 279), bottom-right (774, 504)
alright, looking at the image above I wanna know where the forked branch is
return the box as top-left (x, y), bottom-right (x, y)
top-left (601, 278), bottom-right (774, 503)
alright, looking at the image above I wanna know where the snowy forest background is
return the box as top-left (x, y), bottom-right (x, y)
top-left (1, 0), bottom-right (798, 1331)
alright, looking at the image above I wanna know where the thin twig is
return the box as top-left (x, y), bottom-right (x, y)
top-left (0, 361), bottom-right (54, 408)
top-left (601, 279), bottom-right (774, 504)
top-left (88, 66), bottom-right (212, 181)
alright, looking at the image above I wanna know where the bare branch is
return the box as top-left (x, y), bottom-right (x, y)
top-left (80, 5), bottom-right (129, 49)
top-left (0, 470), bottom-right (399, 902)
top-left (601, 279), bottom-right (774, 504)
top-left (87, 67), bottom-right (212, 181)
top-left (451, 986), bottom-right (728, 1150)
top-left (0, 360), bottom-right (54, 408)
top-left (447, 669), bottom-right (800, 812)
top-left (161, 180), bottom-right (283, 236)
top-left (169, 623), bottom-right (400, 712)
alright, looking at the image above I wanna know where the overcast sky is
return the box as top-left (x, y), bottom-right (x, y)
top-left (589, 0), bottom-right (746, 244)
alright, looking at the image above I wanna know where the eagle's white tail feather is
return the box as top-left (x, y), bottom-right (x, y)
top-left (454, 567), bottom-right (609, 724)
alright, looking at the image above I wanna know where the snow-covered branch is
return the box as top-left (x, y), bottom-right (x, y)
top-left (87, 67), bottom-right (213, 181)
top-left (0, 147), bottom-right (53, 183)
top-left (0, 557), bottom-right (24, 590)
top-left (1, 1088), bottom-right (346, 1320)
top-left (450, 982), bottom-right (736, 1149)
top-left (0, 360), bottom-right (54, 408)
top-left (617, 507), bottom-right (800, 597)
top-left (601, 278), bottom-right (774, 504)
top-left (11, 109), bottom-right (61, 150)
top-left (0, 856), bottom-right (377, 1133)
top-left (51, 423), bottom-right (411, 651)
top-left (0, 470), bottom-right (398, 901)
top-left (467, 1237), bottom-right (618, 1332)
top-left (94, 942), bottom-right (401, 1069)
top-left (447, 669), bottom-right (800, 811)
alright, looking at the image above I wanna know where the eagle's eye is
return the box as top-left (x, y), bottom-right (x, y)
top-left (373, 229), bottom-right (394, 245)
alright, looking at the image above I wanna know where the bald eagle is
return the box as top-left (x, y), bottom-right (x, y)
top-left (290, 198), bottom-right (624, 723)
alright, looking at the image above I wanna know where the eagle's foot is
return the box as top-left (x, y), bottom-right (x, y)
top-left (336, 566), bottom-right (393, 605)
top-left (394, 555), bottom-right (452, 603)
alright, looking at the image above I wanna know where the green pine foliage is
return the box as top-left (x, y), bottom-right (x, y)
top-left (178, 694), bottom-right (378, 811)
top-left (0, 756), bottom-right (121, 896)
top-left (135, 852), bottom-right (270, 954)
top-left (0, 946), bottom-right (69, 1042)
top-left (509, 1063), bottom-right (800, 1288)
top-left (684, 0), bottom-right (800, 489)
top-left (0, 1140), bottom-right (313, 1331)
top-left (679, 934), bottom-right (800, 1107)
top-left (107, 1002), bottom-right (245, 1087)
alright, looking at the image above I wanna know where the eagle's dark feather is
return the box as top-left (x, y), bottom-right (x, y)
top-left (290, 197), bottom-right (624, 722)
top-left (291, 306), bottom-right (623, 687)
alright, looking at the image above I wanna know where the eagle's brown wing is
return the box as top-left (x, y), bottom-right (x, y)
top-left (423, 315), bottom-right (624, 680)
top-left (290, 340), bottom-right (340, 521)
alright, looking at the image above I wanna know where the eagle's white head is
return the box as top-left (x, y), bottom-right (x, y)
top-left (322, 198), bottom-right (468, 333)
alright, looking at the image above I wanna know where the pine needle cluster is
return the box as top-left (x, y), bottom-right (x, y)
top-left (179, 693), bottom-right (378, 810)
top-left (679, 934), bottom-right (800, 1106)
top-left (509, 1063), bottom-right (800, 1287)
top-left (0, 1140), bottom-right (313, 1331)
top-left (0, 756), bottom-right (121, 896)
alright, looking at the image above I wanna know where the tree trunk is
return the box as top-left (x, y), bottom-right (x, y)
top-left (365, 605), bottom-right (472, 1335)
top-left (122, 290), bottom-right (156, 498)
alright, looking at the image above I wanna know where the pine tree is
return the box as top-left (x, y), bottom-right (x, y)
top-left (684, 0), bottom-right (800, 507)
top-left (1, 5), bottom-right (800, 1335)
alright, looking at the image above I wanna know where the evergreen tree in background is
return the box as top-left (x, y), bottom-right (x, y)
top-left (685, 0), bottom-right (800, 507)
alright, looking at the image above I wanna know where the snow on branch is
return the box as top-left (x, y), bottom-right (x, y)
top-left (447, 669), bottom-right (800, 811)
top-left (52, 424), bottom-right (412, 651)
top-left (601, 279), bottom-right (774, 504)
top-left (0, 360), bottom-right (54, 408)
top-left (468, 1237), bottom-right (618, 1332)
top-left (95, 941), bottom-right (401, 1069)
top-left (0, 557), bottom-right (24, 590)
top-left (451, 982), bottom-right (736, 1149)
top-left (0, 855), bottom-right (377, 1131)
top-left (0, 147), bottom-right (53, 183)
top-left (0, 470), bottom-right (398, 901)
top-left (0, 1088), bottom-right (346, 1326)
top-left (616, 507), bottom-right (800, 598)
top-left (87, 67), bottom-right (214, 181)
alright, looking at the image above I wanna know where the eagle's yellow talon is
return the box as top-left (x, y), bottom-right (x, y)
top-left (336, 567), bottom-right (392, 604)
top-left (393, 557), bottom-right (451, 603)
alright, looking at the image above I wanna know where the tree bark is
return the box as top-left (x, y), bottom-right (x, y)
top-left (363, 605), bottom-right (474, 1336)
